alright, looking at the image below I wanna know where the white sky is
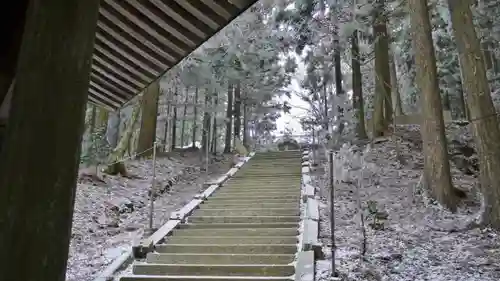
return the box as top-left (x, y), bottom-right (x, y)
top-left (276, 79), bottom-right (308, 135)
top-left (275, 50), bottom-right (309, 136)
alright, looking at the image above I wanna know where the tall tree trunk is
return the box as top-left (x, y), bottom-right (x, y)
top-left (83, 104), bottom-right (97, 160)
top-left (243, 101), bottom-right (248, 148)
top-left (456, 56), bottom-right (471, 121)
top-left (202, 91), bottom-right (211, 153)
top-left (0, 1), bottom-right (100, 280)
top-left (333, 2), bottom-right (343, 115)
top-left (107, 109), bottom-right (120, 149)
top-left (351, 29), bottom-right (368, 139)
top-left (87, 104), bottom-right (97, 135)
top-left (389, 51), bottom-right (404, 116)
top-left (409, 0), bottom-right (458, 211)
top-left (456, 80), bottom-right (467, 120)
top-left (211, 92), bottom-right (218, 154)
top-left (192, 87), bottom-right (199, 148)
top-left (322, 81), bottom-right (329, 130)
top-left (105, 99), bottom-right (142, 175)
top-left (224, 82), bottom-right (233, 153)
top-left (373, 0), bottom-right (392, 134)
top-left (233, 82), bottom-right (242, 141)
top-left (170, 87), bottom-right (178, 151)
top-left (448, 0), bottom-right (500, 227)
top-left (442, 90), bottom-right (451, 111)
top-left (95, 107), bottom-right (109, 131)
top-left (180, 87), bottom-right (189, 147)
top-left (137, 80), bottom-right (160, 157)
top-left (84, 103), bottom-right (96, 134)
top-left (163, 89), bottom-right (172, 151)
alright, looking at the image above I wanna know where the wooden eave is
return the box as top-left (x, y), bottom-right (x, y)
top-left (88, 0), bottom-right (258, 111)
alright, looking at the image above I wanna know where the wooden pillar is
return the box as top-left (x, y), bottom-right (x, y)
top-left (0, 1), bottom-right (101, 281)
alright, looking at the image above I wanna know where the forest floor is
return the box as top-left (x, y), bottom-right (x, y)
top-left (314, 125), bottom-right (500, 281)
top-left (66, 150), bottom-right (232, 281)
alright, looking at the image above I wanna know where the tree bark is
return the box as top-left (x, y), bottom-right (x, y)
top-left (351, 29), bottom-right (368, 139)
top-left (224, 82), bottom-right (233, 153)
top-left (202, 91), bottom-right (211, 153)
top-left (456, 80), bottom-right (467, 120)
top-left (373, 0), bottom-right (392, 133)
top-left (171, 87), bottom-right (178, 151)
top-left (180, 87), bottom-right (189, 147)
top-left (105, 98), bottom-right (142, 175)
top-left (163, 89), bottom-right (172, 151)
top-left (211, 92), bottom-right (218, 154)
top-left (83, 104), bottom-right (97, 159)
top-left (322, 78), bottom-right (329, 131)
top-left (87, 104), bottom-right (97, 136)
top-left (243, 101), bottom-right (249, 148)
top-left (0, 1), bottom-right (100, 280)
top-left (409, 0), bottom-right (458, 211)
top-left (95, 107), bottom-right (109, 131)
top-left (389, 51), bottom-right (404, 116)
top-left (233, 82), bottom-right (242, 141)
top-left (137, 80), bottom-right (160, 157)
top-left (192, 87), bottom-right (199, 148)
top-left (107, 109), bottom-right (120, 149)
top-left (448, 0), bottom-right (500, 227)
top-left (333, 3), bottom-right (343, 98)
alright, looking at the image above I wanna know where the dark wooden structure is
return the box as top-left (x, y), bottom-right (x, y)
top-left (0, 0), bottom-right (258, 113)
top-left (0, 1), bottom-right (258, 281)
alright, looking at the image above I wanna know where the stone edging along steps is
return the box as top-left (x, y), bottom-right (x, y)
top-left (94, 150), bottom-right (320, 281)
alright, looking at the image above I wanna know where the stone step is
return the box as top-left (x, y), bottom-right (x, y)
top-left (203, 199), bottom-right (298, 206)
top-left (206, 195), bottom-right (299, 201)
top-left (208, 194), bottom-right (300, 200)
top-left (132, 263), bottom-right (295, 277)
top-left (214, 189), bottom-right (298, 195)
top-left (201, 202), bottom-right (298, 209)
top-left (172, 228), bottom-right (298, 237)
top-left (222, 184), bottom-right (299, 189)
top-left (232, 177), bottom-right (300, 180)
top-left (251, 154), bottom-right (301, 157)
top-left (246, 158), bottom-right (299, 160)
top-left (188, 216), bottom-right (300, 224)
top-left (213, 189), bottom-right (298, 195)
top-left (227, 177), bottom-right (300, 181)
top-left (248, 161), bottom-right (300, 164)
top-left (233, 173), bottom-right (301, 177)
top-left (212, 192), bottom-right (299, 198)
top-left (177, 223), bottom-right (299, 229)
top-left (219, 184), bottom-right (298, 189)
top-left (240, 163), bottom-right (300, 166)
top-left (154, 244), bottom-right (297, 254)
top-left (146, 253), bottom-right (295, 265)
top-left (120, 276), bottom-right (292, 281)
top-left (240, 169), bottom-right (299, 171)
top-left (232, 174), bottom-right (301, 177)
top-left (226, 178), bottom-right (300, 182)
top-left (245, 162), bottom-right (300, 165)
top-left (227, 179), bottom-right (300, 183)
top-left (217, 187), bottom-right (299, 192)
top-left (165, 236), bottom-right (297, 245)
top-left (243, 164), bottom-right (300, 167)
top-left (193, 208), bottom-right (299, 217)
top-left (242, 164), bottom-right (300, 167)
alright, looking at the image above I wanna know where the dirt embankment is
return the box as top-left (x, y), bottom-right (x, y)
top-left (66, 151), bottom-right (232, 281)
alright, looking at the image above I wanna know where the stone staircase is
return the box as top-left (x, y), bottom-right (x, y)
top-left (120, 150), bottom-right (307, 281)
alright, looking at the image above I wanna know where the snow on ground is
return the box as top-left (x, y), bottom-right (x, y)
top-left (66, 151), bottom-right (231, 281)
top-left (313, 135), bottom-right (500, 281)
